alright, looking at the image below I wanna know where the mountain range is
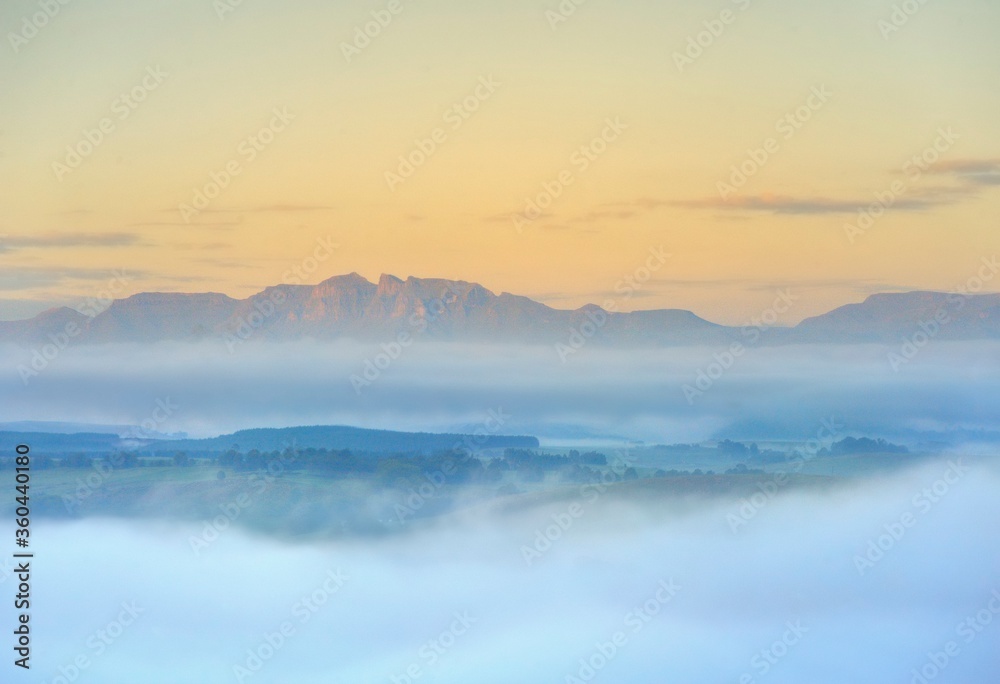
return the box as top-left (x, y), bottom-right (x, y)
top-left (1, 273), bottom-right (998, 347)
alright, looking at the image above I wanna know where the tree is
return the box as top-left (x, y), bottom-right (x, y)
top-left (62, 453), bottom-right (92, 468)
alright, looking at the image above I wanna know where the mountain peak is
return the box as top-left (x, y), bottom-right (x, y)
top-left (376, 273), bottom-right (405, 296)
top-left (316, 272), bottom-right (373, 289)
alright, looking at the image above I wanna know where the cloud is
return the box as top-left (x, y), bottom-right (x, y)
top-left (125, 220), bottom-right (244, 228)
top-left (603, 197), bottom-right (673, 212)
top-left (23, 458), bottom-right (1000, 683)
top-left (0, 232), bottom-right (142, 253)
top-left (159, 204), bottom-right (335, 216)
top-left (481, 211), bottom-right (554, 225)
top-left (0, 266), bottom-right (145, 292)
top-left (2, 339), bottom-right (998, 444)
top-left (172, 242), bottom-right (231, 251)
top-left (925, 158), bottom-right (1000, 186)
top-left (192, 258), bottom-right (253, 270)
top-left (0, 267), bottom-right (207, 293)
top-left (670, 194), bottom-right (944, 215)
top-left (629, 157), bottom-right (1000, 218)
top-left (481, 196), bottom-right (654, 232)
top-left (571, 209), bottom-right (639, 224)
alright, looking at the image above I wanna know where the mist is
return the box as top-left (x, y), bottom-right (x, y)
top-left (9, 456), bottom-right (999, 683)
top-left (1, 339), bottom-right (998, 444)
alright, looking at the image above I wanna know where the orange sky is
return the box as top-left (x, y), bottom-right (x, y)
top-left (1, 0), bottom-right (998, 324)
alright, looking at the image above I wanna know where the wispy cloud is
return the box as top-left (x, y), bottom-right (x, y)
top-left (925, 158), bottom-right (1000, 186)
top-left (126, 220), bottom-right (244, 228)
top-left (572, 209), bottom-right (639, 223)
top-left (0, 266), bottom-right (147, 291)
top-left (160, 204), bottom-right (335, 216)
top-left (669, 157), bottom-right (1000, 216)
top-left (603, 197), bottom-right (673, 212)
top-left (481, 155), bottom-right (1000, 228)
top-left (192, 258), bottom-right (252, 270)
top-left (670, 194), bottom-right (942, 215)
top-left (172, 242), bottom-right (232, 251)
top-left (0, 232), bottom-right (142, 253)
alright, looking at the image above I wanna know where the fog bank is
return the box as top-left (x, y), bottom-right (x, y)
top-left (10, 457), bottom-right (1000, 683)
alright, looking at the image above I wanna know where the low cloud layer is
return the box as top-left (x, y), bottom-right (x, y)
top-left (10, 457), bottom-right (1000, 683)
top-left (0, 340), bottom-right (997, 444)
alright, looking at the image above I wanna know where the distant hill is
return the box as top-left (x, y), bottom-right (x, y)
top-left (0, 431), bottom-right (125, 454)
top-left (0, 274), bottom-right (997, 347)
top-left (159, 425), bottom-right (539, 456)
top-left (0, 421), bottom-right (124, 436)
top-left (1, 424), bottom-right (539, 458)
top-left (772, 291), bottom-right (1000, 344)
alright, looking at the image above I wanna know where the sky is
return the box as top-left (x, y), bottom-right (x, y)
top-left (1, 0), bottom-right (999, 324)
